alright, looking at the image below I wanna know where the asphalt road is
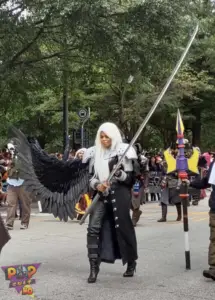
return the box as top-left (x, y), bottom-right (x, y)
top-left (0, 197), bottom-right (214, 300)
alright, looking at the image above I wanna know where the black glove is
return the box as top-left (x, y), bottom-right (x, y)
top-left (114, 170), bottom-right (127, 181)
top-left (114, 169), bottom-right (122, 177)
top-left (113, 164), bottom-right (122, 177)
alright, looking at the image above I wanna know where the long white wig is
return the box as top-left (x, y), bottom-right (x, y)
top-left (93, 122), bottom-right (122, 182)
top-left (75, 148), bottom-right (87, 158)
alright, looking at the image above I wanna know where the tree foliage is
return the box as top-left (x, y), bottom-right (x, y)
top-left (0, 0), bottom-right (215, 151)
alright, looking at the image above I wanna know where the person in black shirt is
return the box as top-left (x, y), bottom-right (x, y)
top-left (189, 160), bottom-right (215, 280)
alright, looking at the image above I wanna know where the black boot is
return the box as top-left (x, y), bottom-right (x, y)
top-left (88, 258), bottom-right (100, 283)
top-left (203, 268), bottom-right (215, 281)
top-left (157, 203), bottom-right (167, 222)
top-left (132, 209), bottom-right (142, 227)
top-left (123, 261), bottom-right (137, 277)
top-left (175, 203), bottom-right (182, 221)
top-left (192, 200), bottom-right (199, 206)
top-left (87, 235), bottom-right (100, 283)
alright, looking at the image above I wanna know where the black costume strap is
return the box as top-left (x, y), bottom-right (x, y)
top-left (87, 235), bottom-right (100, 259)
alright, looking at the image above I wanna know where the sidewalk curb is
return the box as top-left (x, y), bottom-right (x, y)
top-left (0, 213), bottom-right (52, 217)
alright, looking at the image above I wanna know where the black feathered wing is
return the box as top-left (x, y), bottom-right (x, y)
top-left (9, 127), bottom-right (90, 222)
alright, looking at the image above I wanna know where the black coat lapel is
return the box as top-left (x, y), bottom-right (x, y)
top-left (108, 156), bottom-right (118, 172)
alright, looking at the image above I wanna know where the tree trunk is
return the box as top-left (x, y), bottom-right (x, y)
top-left (61, 27), bottom-right (69, 152)
top-left (119, 88), bottom-right (126, 130)
top-left (62, 69), bottom-right (69, 151)
top-left (37, 136), bottom-right (46, 149)
top-left (170, 130), bottom-right (176, 146)
top-left (191, 109), bottom-right (201, 146)
top-left (162, 130), bottom-right (175, 148)
top-left (163, 130), bottom-right (169, 148)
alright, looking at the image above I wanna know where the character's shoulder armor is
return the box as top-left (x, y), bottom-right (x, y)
top-left (82, 146), bottom-right (95, 163)
top-left (116, 143), bottom-right (137, 160)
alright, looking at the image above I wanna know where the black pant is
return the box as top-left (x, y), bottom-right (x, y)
top-left (145, 193), bottom-right (149, 202)
top-left (151, 193), bottom-right (156, 201)
top-left (87, 201), bottom-right (105, 259)
top-left (87, 190), bottom-right (137, 264)
top-left (18, 199), bottom-right (22, 217)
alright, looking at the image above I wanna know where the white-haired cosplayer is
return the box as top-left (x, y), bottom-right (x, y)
top-left (75, 148), bottom-right (87, 159)
top-left (10, 123), bottom-right (139, 284)
top-left (7, 142), bottom-right (16, 158)
top-left (82, 122), bottom-right (138, 283)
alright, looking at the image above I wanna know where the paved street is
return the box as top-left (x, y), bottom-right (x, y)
top-left (0, 196), bottom-right (214, 300)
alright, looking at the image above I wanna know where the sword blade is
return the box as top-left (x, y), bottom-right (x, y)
top-left (79, 24), bottom-right (199, 225)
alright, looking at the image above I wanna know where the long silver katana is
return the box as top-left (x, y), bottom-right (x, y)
top-left (79, 24), bottom-right (199, 225)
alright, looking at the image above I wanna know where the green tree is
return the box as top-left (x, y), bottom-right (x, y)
top-left (1, 0), bottom-right (214, 151)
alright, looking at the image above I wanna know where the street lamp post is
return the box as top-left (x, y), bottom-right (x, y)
top-left (78, 108), bottom-right (91, 148)
top-left (120, 75), bottom-right (134, 127)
